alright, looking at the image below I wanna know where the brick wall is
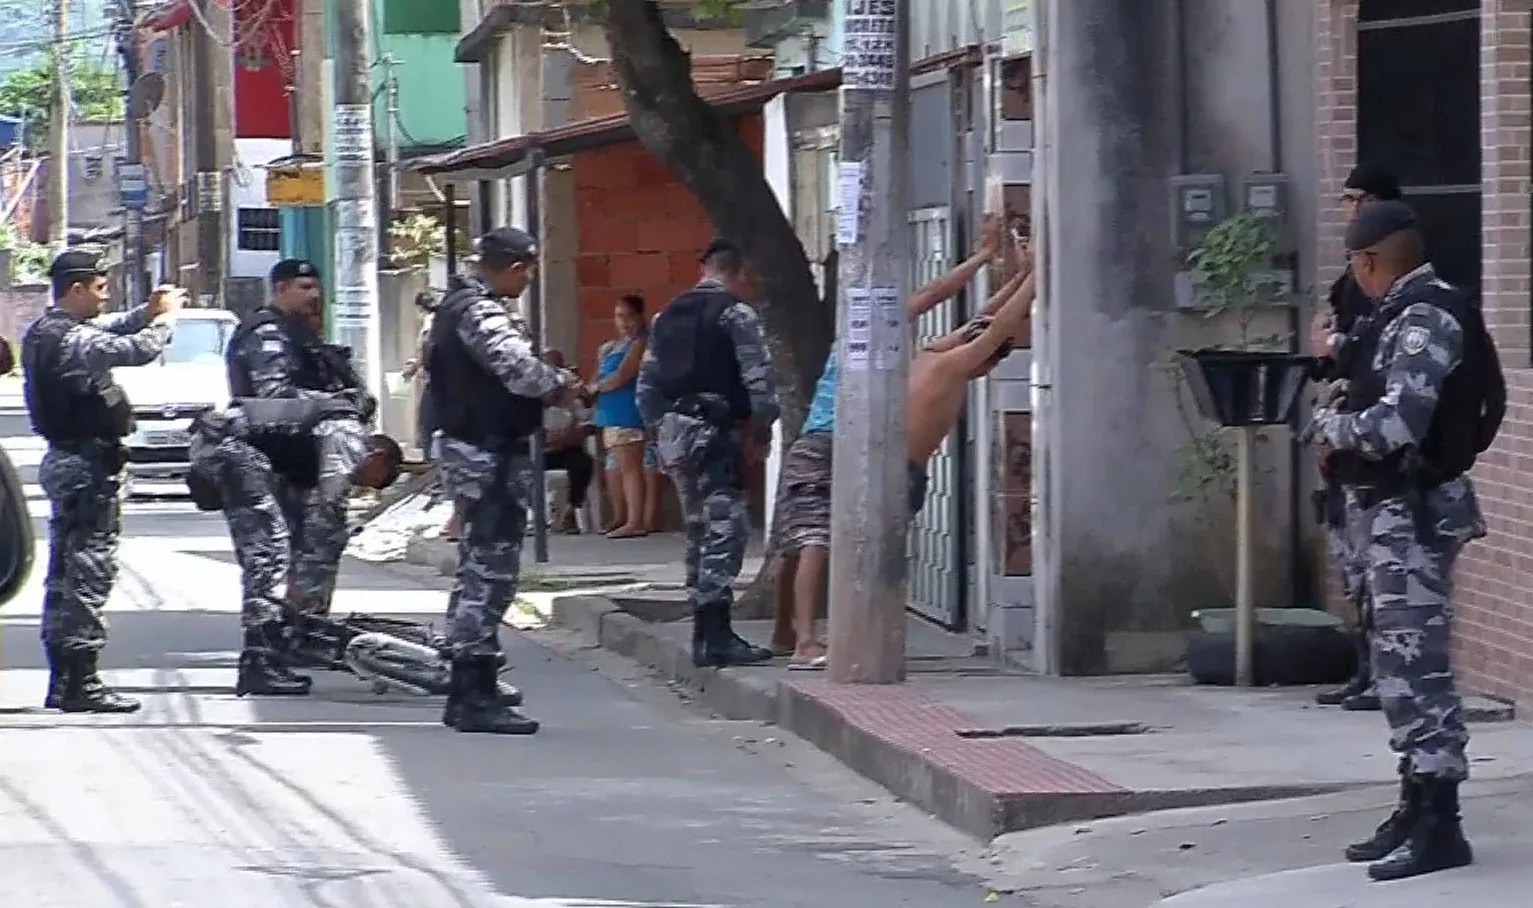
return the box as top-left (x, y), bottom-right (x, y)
top-left (568, 114), bottom-right (768, 524)
top-left (1315, 1), bottom-right (1359, 619)
top-left (1457, 0), bottom-right (1533, 706)
top-left (1315, 0), bottom-right (1533, 706)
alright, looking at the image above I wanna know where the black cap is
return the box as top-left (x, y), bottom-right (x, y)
top-left (469, 227), bottom-right (538, 266)
top-left (1344, 200), bottom-right (1418, 252)
top-left (1344, 165), bottom-right (1402, 201)
top-left (698, 237), bottom-right (739, 263)
top-left (270, 259), bottom-right (320, 287)
top-left (47, 248), bottom-right (106, 282)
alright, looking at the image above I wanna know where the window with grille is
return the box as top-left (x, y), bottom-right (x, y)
top-left (1356, 8), bottom-right (1480, 292)
top-left (236, 208), bottom-right (281, 252)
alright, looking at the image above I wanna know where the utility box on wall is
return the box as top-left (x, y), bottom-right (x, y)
top-left (1241, 172), bottom-right (1297, 303)
top-left (1169, 173), bottom-right (1228, 255)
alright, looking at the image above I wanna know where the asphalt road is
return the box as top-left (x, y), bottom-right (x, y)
top-left (0, 405), bottom-right (1022, 908)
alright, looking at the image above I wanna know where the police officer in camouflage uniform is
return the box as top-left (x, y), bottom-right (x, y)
top-left (188, 397), bottom-right (403, 697)
top-left (428, 227), bottom-right (577, 735)
top-left (1307, 200), bottom-right (1505, 883)
top-left (637, 239), bottom-right (780, 668)
top-left (1313, 165), bottom-right (1403, 713)
top-left (22, 250), bottom-right (183, 713)
top-left (225, 260), bottom-right (374, 625)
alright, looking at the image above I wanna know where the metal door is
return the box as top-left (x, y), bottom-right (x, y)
top-left (906, 206), bottom-right (965, 629)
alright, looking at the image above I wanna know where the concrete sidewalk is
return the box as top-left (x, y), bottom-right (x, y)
top-left (980, 777), bottom-right (1533, 907)
top-left (549, 593), bottom-right (1533, 842)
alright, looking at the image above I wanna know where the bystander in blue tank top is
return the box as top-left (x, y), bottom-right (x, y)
top-left (801, 351), bottom-right (838, 435)
top-left (593, 336), bottom-right (645, 429)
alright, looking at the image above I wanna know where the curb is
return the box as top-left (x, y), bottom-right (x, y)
top-left (551, 594), bottom-right (1365, 840)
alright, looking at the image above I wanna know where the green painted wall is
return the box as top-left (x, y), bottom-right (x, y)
top-left (372, 33), bottom-right (468, 148)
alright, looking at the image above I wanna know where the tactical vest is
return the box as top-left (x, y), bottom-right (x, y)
top-left (225, 306), bottom-right (334, 398)
top-left (239, 396), bottom-right (360, 489)
top-left (426, 286), bottom-right (544, 450)
top-left (647, 287), bottom-right (752, 422)
top-left (21, 309), bottom-right (136, 444)
top-left (1331, 278), bottom-right (1506, 490)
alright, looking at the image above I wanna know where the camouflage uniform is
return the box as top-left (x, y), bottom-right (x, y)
top-left (1309, 263), bottom-right (1485, 783)
top-left (29, 305), bottom-right (170, 653)
top-left (227, 315), bottom-right (355, 615)
top-left (636, 282), bottom-right (780, 634)
top-left (189, 409), bottom-right (370, 630)
top-left (187, 409), bottom-right (288, 630)
top-left (438, 278), bottom-right (568, 659)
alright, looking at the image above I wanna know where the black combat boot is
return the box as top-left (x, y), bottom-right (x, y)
top-left (442, 660), bottom-right (524, 728)
top-left (1341, 689), bottom-right (1382, 711)
top-left (60, 650), bottom-right (141, 714)
top-left (1367, 776), bottom-right (1474, 882)
top-left (441, 657), bottom-right (470, 728)
top-left (453, 657), bottom-right (539, 735)
top-left (43, 645), bottom-right (70, 710)
top-left (1345, 758), bottom-right (1418, 862)
top-left (692, 603), bottom-right (774, 668)
top-left (1317, 625), bottom-right (1372, 706)
top-left (234, 623), bottom-right (313, 697)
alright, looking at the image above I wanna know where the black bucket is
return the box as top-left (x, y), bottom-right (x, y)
top-left (1176, 349), bottom-right (1315, 428)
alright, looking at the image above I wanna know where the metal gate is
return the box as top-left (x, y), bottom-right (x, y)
top-left (907, 206), bottom-right (966, 629)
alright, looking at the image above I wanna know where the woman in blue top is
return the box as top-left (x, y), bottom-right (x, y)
top-left (591, 294), bottom-right (651, 538)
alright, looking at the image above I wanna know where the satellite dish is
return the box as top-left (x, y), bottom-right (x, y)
top-left (126, 73), bottom-right (166, 121)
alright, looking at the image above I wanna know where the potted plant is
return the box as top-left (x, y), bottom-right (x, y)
top-left (1166, 213), bottom-right (1328, 687)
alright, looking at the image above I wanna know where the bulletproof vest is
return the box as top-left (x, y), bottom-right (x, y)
top-left (647, 287), bottom-right (752, 422)
top-left (238, 396), bottom-right (360, 489)
top-left (21, 309), bottom-right (136, 444)
top-left (426, 286), bottom-right (544, 449)
top-left (1316, 272), bottom-right (1374, 383)
top-left (1332, 277), bottom-right (1506, 488)
top-left (225, 306), bottom-right (335, 398)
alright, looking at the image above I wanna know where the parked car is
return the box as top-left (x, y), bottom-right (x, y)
top-left (112, 308), bottom-right (238, 493)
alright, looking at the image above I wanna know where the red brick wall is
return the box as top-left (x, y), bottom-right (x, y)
top-left (1455, 0), bottom-right (1533, 706)
top-left (570, 115), bottom-right (765, 378)
top-left (1316, 0), bottom-right (1533, 706)
top-left (569, 114), bottom-right (768, 524)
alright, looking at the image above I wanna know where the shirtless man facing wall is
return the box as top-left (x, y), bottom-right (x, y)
top-left (772, 226), bottom-right (1033, 668)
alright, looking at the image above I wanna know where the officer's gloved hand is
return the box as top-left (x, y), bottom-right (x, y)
top-left (333, 387), bottom-right (378, 422)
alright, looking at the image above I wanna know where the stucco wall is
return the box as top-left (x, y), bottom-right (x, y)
top-left (1043, 0), bottom-right (1319, 673)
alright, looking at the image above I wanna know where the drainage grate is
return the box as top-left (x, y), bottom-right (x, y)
top-left (954, 721), bottom-right (1149, 739)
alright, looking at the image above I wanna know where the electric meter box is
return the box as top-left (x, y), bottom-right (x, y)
top-left (1241, 172), bottom-right (1294, 255)
top-left (1169, 174), bottom-right (1228, 252)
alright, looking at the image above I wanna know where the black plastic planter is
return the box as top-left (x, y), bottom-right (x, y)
top-left (1176, 349), bottom-right (1315, 427)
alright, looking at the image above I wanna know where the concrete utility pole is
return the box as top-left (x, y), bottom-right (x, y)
top-left (827, 0), bottom-right (911, 684)
top-left (295, 0), bottom-right (326, 155)
top-left (191, 0), bottom-right (225, 306)
top-left (115, 0), bottom-right (145, 307)
top-left (331, 0), bottom-right (382, 402)
top-left (47, 0), bottom-right (70, 252)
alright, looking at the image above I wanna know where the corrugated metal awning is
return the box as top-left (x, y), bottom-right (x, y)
top-left (412, 67), bottom-right (842, 180)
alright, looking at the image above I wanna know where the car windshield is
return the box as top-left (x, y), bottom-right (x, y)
top-left (162, 319), bottom-right (234, 365)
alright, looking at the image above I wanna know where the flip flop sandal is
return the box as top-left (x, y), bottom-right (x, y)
top-left (788, 655), bottom-right (828, 671)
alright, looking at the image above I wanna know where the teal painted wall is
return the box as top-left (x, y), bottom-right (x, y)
top-left (372, 33), bottom-right (468, 148)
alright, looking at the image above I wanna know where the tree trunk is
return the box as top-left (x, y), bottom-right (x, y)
top-left (603, 0), bottom-right (835, 613)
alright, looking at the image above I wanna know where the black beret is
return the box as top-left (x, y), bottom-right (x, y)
top-left (469, 227), bottom-right (538, 266)
top-left (1344, 200), bottom-right (1418, 252)
top-left (1344, 165), bottom-right (1402, 201)
top-left (48, 248), bottom-right (106, 281)
top-left (698, 237), bottom-right (740, 263)
top-left (269, 259), bottom-right (320, 287)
